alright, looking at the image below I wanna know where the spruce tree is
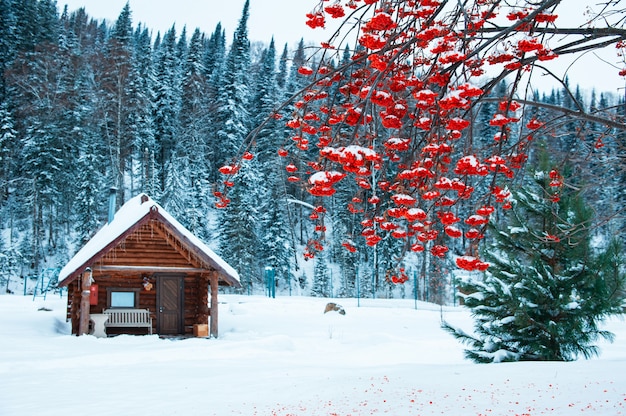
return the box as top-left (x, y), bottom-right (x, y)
top-left (162, 156), bottom-right (192, 225)
top-left (444, 154), bottom-right (626, 362)
top-left (202, 23), bottom-right (227, 183)
top-left (216, 0), bottom-right (260, 292)
top-left (100, 3), bottom-right (138, 201)
top-left (153, 25), bottom-right (182, 195)
top-left (178, 28), bottom-right (212, 239)
top-left (0, 0), bottom-right (17, 98)
top-left (218, 159), bottom-right (260, 293)
top-left (0, 102), bottom-right (17, 199)
top-left (213, 0), bottom-right (251, 171)
top-left (279, 39), bottom-right (311, 246)
top-left (257, 187), bottom-right (295, 291)
top-left (251, 40), bottom-right (296, 288)
top-left (311, 250), bottom-right (330, 297)
top-left (73, 140), bottom-right (105, 247)
top-left (132, 25), bottom-right (157, 197)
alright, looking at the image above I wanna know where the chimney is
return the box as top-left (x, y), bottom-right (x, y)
top-left (108, 187), bottom-right (117, 224)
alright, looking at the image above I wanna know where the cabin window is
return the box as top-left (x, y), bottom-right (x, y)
top-left (107, 289), bottom-right (139, 308)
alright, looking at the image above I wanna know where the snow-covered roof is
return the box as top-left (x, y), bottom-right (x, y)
top-left (58, 194), bottom-right (240, 287)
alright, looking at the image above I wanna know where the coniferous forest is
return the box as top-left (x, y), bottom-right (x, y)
top-left (0, 0), bottom-right (625, 307)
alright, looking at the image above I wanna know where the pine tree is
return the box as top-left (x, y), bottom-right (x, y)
top-left (257, 187), bottom-right (295, 290)
top-left (36, 0), bottom-right (58, 45)
top-left (180, 28), bottom-right (210, 177)
top-left (0, 0), bottom-right (17, 98)
top-left (276, 43), bottom-right (288, 91)
top-left (176, 27), bottom-right (212, 238)
top-left (0, 102), bottom-right (17, 199)
top-left (216, 0), bottom-right (260, 292)
top-left (106, 3), bottom-right (133, 195)
top-left (251, 39), bottom-right (295, 287)
top-left (95, 3), bottom-right (150, 203)
top-left (7, 3), bottom-right (71, 269)
top-left (278, 38), bottom-right (317, 255)
top-left (176, 25), bottom-right (187, 62)
top-left (311, 250), bottom-right (330, 297)
top-left (73, 139), bottom-right (105, 247)
top-left (329, 184), bottom-right (361, 298)
top-left (62, 13), bottom-right (108, 246)
top-left (20, 119), bottom-right (65, 270)
top-left (218, 160), bottom-right (260, 293)
top-left (336, 250), bottom-right (359, 298)
top-left (444, 152), bottom-right (626, 362)
top-left (131, 24), bottom-right (157, 197)
top-left (162, 156), bottom-right (192, 225)
top-left (203, 23), bottom-right (225, 78)
top-left (153, 25), bottom-right (182, 196)
top-left (212, 0), bottom-right (251, 171)
top-left (5, 0), bottom-right (56, 58)
top-left (202, 23), bottom-right (227, 183)
top-left (186, 176), bottom-right (212, 242)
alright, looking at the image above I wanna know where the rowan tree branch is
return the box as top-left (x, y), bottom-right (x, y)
top-left (483, 97), bottom-right (626, 131)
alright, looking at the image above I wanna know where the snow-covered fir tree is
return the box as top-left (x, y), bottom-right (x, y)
top-left (101, 3), bottom-right (141, 202)
top-left (217, 159), bottom-right (261, 293)
top-left (0, 102), bottom-right (16, 196)
top-left (311, 249), bottom-right (331, 297)
top-left (251, 39), bottom-right (296, 287)
top-left (212, 0), bottom-right (251, 171)
top-left (202, 22), bottom-right (227, 183)
top-left (73, 141), bottom-right (105, 247)
top-left (152, 25), bottom-right (182, 195)
top-left (444, 151), bottom-right (626, 362)
top-left (130, 24), bottom-right (157, 198)
top-left (214, 0), bottom-right (264, 293)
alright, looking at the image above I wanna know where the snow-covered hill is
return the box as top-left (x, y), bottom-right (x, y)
top-left (0, 294), bottom-right (624, 415)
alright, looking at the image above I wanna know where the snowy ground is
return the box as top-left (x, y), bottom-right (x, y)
top-left (0, 293), bottom-right (624, 416)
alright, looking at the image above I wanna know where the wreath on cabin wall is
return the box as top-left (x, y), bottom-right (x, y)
top-left (142, 276), bottom-right (153, 291)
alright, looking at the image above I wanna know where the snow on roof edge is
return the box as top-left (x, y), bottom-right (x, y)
top-left (156, 198), bottom-right (240, 283)
top-left (58, 194), bottom-right (240, 285)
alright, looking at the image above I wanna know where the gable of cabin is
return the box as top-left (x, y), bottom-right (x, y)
top-left (96, 217), bottom-right (215, 270)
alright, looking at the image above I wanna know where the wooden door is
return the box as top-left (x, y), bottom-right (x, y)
top-left (157, 275), bottom-right (184, 334)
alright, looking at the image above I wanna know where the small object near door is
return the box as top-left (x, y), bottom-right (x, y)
top-left (157, 275), bottom-right (184, 334)
top-left (89, 284), bottom-right (99, 305)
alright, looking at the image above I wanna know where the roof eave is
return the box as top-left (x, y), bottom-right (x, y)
top-left (153, 211), bottom-right (241, 287)
top-left (59, 207), bottom-right (241, 288)
top-left (57, 211), bottom-right (154, 287)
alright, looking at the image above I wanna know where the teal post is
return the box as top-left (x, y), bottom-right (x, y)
top-left (265, 267), bottom-right (275, 298)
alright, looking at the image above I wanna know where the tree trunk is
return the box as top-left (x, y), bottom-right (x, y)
top-left (209, 273), bottom-right (218, 338)
top-left (78, 270), bottom-right (92, 336)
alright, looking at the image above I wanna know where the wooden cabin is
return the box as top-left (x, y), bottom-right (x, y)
top-left (57, 193), bottom-right (240, 337)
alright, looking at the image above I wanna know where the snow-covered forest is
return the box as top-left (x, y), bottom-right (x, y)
top-left (0, 0), bottom-right (625, 305)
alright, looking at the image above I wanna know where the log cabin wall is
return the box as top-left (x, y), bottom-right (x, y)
top-left (183, 274), bottom-right (207, 334)
top-left (67, 272), bottom-right (209, 336)
top-left (102, 221), bottom-right (200, 269)
top-left (67, 281), bottom-right (80, 334)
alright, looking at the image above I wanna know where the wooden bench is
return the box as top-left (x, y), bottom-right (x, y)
top-left (103, 308), bottom-right (153, 334)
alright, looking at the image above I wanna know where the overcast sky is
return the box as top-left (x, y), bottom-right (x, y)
top-left (59, 0), bottom-right (624, 96)
top-left (59, 0), bottom-right (334, 50)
